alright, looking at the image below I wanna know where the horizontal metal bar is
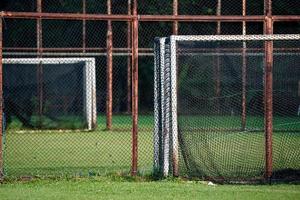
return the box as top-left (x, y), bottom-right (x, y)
top-left (171, 34), bottom-right (300, 41)
top-left (3, 52), bottom-right (153, 56)
top-left (5, 47), bottom-right (300, 54)
top-left (1, 12), bottom-right (300, 22)
top-left (272, 16), bottom-right (300, 22)
top-left (139, 15), bottom-right (265, 22)
top-left (3, 47), bottom-right (152, 52)
top-left (1, 11), bottom-right (132, 21)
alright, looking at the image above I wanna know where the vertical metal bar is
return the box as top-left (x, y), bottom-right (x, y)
top-left (82, 0), bottom-right (86, 53)
top-left (0, 18), bottom-right (3, 180)
top-left (241, 0), bottom-right (247, 130)
top-left (170, 36), bottom-right (179, 177)
top-left (106, 0), bottom-right (113, 130)
top-left (264, 0), bottom-right (273, 181)
top-left (127, 0), bottom-right (132, 113)
top-left (37, 0), bottom-right (43, 127)
top-left (173, 0), bottom-right (178, 35)
top-left (216, 0), bottom-right (221, 114)
top-left (217, 0), bottom-right (222, 34)
top-left (172, 0), bottom-right (179, 176)
top-left (131, 0), bottom-right (138, 176)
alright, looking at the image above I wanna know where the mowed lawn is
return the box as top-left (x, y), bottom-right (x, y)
top-left (1, 177), bottom-right (300, 200)
top-left (3, 115), bottom-right (154, 177)
top-left (3, 115), bottom-right (300, 179)
top-left (1, 115), bottom-right (300, 200)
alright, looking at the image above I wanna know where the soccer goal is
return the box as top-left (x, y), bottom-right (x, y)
top-left (3, 58), bottom-right (97, 130)
top-left (154, 34), bottom-right (300, 181)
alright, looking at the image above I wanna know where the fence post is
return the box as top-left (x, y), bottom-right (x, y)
top-left (131, 0), bottom-right (138, 176)
top-left (82, 0), bottom-right (86, 53)
top-left (37, 0), bottom-right (43, 128)
top-left (215, 0), bottom-right (221, 114)
top-left (127, 0), bottom-right (132, 113)
top-left (264, 0), bottom-right (273, 182)
top-left (241, 0), bottom-right (247, 130)
top-left (173, 0), bottom-right (178, 35)
top-left (106, 0), bottom-right (113, 130)
top-left (0, 17), bottom-right (3, 181)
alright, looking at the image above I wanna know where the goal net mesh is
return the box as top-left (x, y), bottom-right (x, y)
top-left (3, 59), bottom-right (96, 130)
top-left (155, 35), bottom-right (300, 181)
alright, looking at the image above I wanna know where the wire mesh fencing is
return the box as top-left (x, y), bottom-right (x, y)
top-left (0, 0), bottom-right (299, 181)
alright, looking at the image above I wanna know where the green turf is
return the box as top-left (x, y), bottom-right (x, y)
top-left (4, 115), bottom-right (154, 177)
top-left (3, 115), bottom-right (299, 179)
top-left (0, 178), bottom-right (299, 200)
top-left (7, 115), bottom-right (154, 130)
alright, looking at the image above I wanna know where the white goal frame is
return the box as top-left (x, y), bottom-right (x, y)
top-left (154, 34), bottom-right (300, 177)
top-left (3, 57), bottom-right (97, 130)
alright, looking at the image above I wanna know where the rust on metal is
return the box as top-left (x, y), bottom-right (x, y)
top-left (1, 11), bottom-right (300, 22)
top-left (172, 0), bottom-right (179, 177)
top-left (37, 0), bottom-right (43, 127)
top-left (264, 0), bottom-right (273, 181)
top-left (82, 0), bottom-right (86, 52)
top-left (173, 0), bottom-right (178, 35)
top-left (139, 15), bottom-right (265, 22)
top-left (215, 0), bottom-right (221, 114)
top-left (1, 12), bottom-right (132, 21)
top-left (241, 0), bottom-right (247, 130)
top-left (127, 0), bottom-right (132, 113)
top-left (5, 47), bottom-right (300, 53)
top-left (106, 0), bottom-right (113, 130)
top-left (0, 17), bottom-right (3, 180)
top-left (131, 0), bottom-right (138, 176)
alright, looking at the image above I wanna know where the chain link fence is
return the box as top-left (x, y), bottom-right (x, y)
top-left (0, 0), bottom-right (299, 181)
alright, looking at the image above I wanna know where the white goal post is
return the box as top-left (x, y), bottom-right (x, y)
top-left (154, 34), bottom-right (300, 177)
top-left (3, 57), bottom-right (97, 130)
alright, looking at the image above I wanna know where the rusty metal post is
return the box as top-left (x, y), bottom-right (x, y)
top-left (173, 0), bottom-right (178, 35)
top-left (0, 18), bottom-right (3, 180)
top-left (241, 0), bottom-right (247, 130)
top-left (127, 0), bottom-right (132, 113)
top-left (215, 0), bottom-right (221, 114)
top-left (106, 0), bottom-right (113, 130)
top-left (172, 0), bottom-right (179, 177)
top-left (82, 0), bottom-right (86, 53)
top-left (37, 0), bottom-right (43, 127)
top-left (264, 0), bottom-right (273, 181)
top-left (131, 0), bottom-right (138, 176)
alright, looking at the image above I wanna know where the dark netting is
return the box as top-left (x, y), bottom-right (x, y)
top-left (175, 39), bottom-right (300, 181)
top-left (3, 61), bottom-right (90, 130)
top-left (272, 41), bottom-right (300, 180)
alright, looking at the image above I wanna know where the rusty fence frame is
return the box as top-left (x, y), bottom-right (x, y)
top-left (0, 0), bottom-right (299, 179)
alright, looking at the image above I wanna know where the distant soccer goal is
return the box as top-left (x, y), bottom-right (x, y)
top-left (154, 35), bottom-right (300, 181)
top-left (3, 58), bottom-right (97, 130)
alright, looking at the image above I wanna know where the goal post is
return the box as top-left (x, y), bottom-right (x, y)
top-left (154, 34), bottom-right (300, 181)
top-left (3, 57), bottom-right (97, 130)
top-left (154, 37), bottom-right (170, 176)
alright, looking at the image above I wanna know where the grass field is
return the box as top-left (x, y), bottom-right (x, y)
top-left (2, 115), bottom-right (299, 200)
top-left (3, 115), bottom-right (154, 177)
top-left (1, 177), bottom-right (300, 200)
top-left (3, 115), bottom-right (300, 180)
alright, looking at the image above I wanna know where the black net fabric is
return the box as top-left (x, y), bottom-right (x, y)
top-left (176, 40), bottom-right (300, 181)
top-left (3, 62), bottom-right (87, 129)
top-left (272, 41), bottom-right (300, 180)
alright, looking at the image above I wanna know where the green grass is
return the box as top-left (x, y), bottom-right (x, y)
top-left (3, 115), bottom-right (300, 179)
top-left (0, 177), bottom-right (299, 200)
top-left (4, 115), bottom-right (154, 177)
